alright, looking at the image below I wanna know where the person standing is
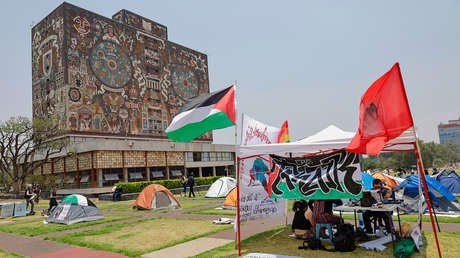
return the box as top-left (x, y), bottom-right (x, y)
top-left (48, 186), bottom-right (58, 215)
top-left (181, 174), bottom-right (187, 197)
top-left (24, 185), bottom-right (35, 214)
top-left (188, 172), bottom-right (195, 198)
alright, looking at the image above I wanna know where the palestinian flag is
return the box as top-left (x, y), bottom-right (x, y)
top-left (166, 85), bottom-right (236, 142)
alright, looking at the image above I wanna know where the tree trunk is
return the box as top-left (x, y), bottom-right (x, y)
top-left (12, 179), bottom-right (24, 194)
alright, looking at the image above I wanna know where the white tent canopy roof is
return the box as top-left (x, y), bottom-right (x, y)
top-left (238, 125), bottom-right (416, 157)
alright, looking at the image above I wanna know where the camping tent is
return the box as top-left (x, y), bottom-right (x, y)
top-left (239, 125), bottom-right (416, 157)
top-left (223, 187), bottom-right (237, 209)
top-left (46, 194), bottom-right (104, 225)
top-left (435, 170), bottom-right (460, 195)
top-left (361, 172), bottom-right (375, 190)
top-left (373, 173), bottom-right (398, 190)
top-left (206, 177), bottom-right (236, 198)
top-left (399, 175), bottom-right (460, 212)
top-left (134, 184), bottom-right (180, 210)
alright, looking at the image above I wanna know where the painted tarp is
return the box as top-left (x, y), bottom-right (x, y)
top-left (268, 149), bottom-right (363, 199)
top-left (239, 114), bottom-right (287, 222)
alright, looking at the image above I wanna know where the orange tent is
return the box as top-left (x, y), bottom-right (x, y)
top-left (223, 187), bottom-right (237, 208)
top-left (134, 184), bottom-right (180, 210)
top-left (373, 173), bottom-right (398, 190)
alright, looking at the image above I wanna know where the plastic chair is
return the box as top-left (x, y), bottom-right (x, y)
top-left (315, 223), bottom-right (333, 242)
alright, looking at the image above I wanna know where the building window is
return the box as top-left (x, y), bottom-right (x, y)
top-left (128, 167), bottom-right (145, 182)
top-left (150, 166), bottom-right (166, 180)
top-left (169, 166), bottom-right (184, 178)
top-left (185, 152), bottom-right (193, 162)
top-left (202, 152), bottom-right (209, 162)
top-left (102, 168), bottom-right (123, 187)
top-left (193, 152), bottom-right (201, 162)
top-left (79, 170), bottom-right (92, 188)
top-left (210, 152), bottom-right (217, 161)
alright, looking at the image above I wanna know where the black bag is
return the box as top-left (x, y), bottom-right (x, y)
top-left (332, 223), bottom-right (356, 252)
top-left (299, 238), bottom-right (325, 250)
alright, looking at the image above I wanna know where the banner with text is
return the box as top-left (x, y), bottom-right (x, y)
top-left (268, 149), bottom-right (363, 199)
top-left (239, 114), bottom-right (287, 222)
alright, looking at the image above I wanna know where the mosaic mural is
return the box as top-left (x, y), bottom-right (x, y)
top-left (32, 3), bottom-right (212, 140)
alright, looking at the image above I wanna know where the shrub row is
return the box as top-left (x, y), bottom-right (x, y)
top-left (115, 176), bottom-right (222, 193)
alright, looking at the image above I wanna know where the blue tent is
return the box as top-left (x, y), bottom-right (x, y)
top-left (361, 172), bottom-right (375, 190)
top-left (400, 175), bottom-right (459, 212)
top-left (435, 170), bottom-right (460, 195)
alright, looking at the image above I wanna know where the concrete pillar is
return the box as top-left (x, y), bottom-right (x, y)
top-left (97, 169), bottom-right (103, 188)
top-left (198, 167), bottom-right (203, 178)
top-left (212, 166), bottom-right (216, 177)
top-left (123, 168), bottom-right (128, 182)
top-left (146, 167), bottom-right (151, 181)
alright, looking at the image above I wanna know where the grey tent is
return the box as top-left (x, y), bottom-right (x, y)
top-left (46, 195), bottom-right (104, 225)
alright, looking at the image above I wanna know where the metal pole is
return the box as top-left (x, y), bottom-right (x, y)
top-left (233, 82), bottom-right (242, 257)
top-left (414, 141), bottom-right (442, 258)
top-left (396, 64), bottom-right (442, 258)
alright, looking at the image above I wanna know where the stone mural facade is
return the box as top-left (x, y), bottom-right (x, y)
top-left (32, 3), bottom-right (212, 141)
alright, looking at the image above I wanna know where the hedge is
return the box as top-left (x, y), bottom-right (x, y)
top-left (115, 176), bottom-right (223, 194)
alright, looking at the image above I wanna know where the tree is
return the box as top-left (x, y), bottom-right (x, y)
top-left (0, 116), bottom-right (69, 193)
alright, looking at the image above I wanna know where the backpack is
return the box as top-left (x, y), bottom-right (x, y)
top-left (332, 223), bottom-right (356, 252)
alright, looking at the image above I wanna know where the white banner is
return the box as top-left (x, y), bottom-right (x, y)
top-left (239, 114), bottom-right (287, 222)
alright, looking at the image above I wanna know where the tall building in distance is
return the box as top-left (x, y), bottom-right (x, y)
top-left (438, 117), bottom-right (460, 153)
top-left (31, 3), bottom-right (234, 189)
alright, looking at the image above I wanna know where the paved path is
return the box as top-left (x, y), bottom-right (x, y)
top-left (0, 232), bottom-right (126, 258)
top-left (141, 237), bottom-right (233, 258)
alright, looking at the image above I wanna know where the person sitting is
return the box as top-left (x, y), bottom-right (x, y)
top-left (313, 199), bottom-right (344, 226)
top-left (112, 185), bottom-right (123, 201)
top-left (363, 179), bottom-right (394, 234)
top-left (291, 200), bottom-right (313, 239)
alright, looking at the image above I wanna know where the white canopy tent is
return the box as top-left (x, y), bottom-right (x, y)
top-left (238, 125), bottom-right (416, 157)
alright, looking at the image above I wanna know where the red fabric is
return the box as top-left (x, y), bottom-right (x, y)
top-left (347, 63), bottom-right (414, 155)
top-left (267, 164), bottom-right (280, 198)
top-left (214, 85), bottom-right (236, 123)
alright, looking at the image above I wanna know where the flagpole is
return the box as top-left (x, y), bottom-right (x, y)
top-left (396, 64), bottom-right (442, 258)
top-left (234, 81), bottom-right (242, 257)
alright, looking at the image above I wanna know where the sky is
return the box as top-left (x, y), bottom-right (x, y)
top-left (0, 0), bottom-right (459, 144)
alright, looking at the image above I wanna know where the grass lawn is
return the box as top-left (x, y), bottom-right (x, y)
top-left (0, 214), bottom-right (138, 236)
top-left (174, 190), bottom-right (225, 201)
top-left (193, 225), bottom-right (430, 258)
top-left (0, 249), bottom-right (23, 258)
top-left (339, 213), bottom-right (460, 223)
top-left (185, 206), bottom-right (236, 216)
top-left (48, 217), bottom-right (233, 257)
top-left (92, 200), bottom-right (134, 210)
top-left (108, 200), bottom-right (217, 212)
top-left (425, 231), bottom-right (460, 257)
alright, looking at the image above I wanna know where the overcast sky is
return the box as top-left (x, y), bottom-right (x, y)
top-left (1, 0), bottom-right (458, 144)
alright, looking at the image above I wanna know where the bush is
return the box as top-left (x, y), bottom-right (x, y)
top-left (116, 176), bottom-right (222, 193)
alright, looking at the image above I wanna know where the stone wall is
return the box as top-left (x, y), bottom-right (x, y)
top-left (125, 150), bottom-right (145, 167)
top-left (147, 151), bottom-right (166, 166)
top-left (96, 150), bottom-right (123, 168)
top-left (167, 151), bottom-right (184, 166)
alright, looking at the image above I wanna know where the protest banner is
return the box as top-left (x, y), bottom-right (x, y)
top-left (239, 114), bottom-right (287, 222)
top-left (268, 149), bottom-right (363, 199)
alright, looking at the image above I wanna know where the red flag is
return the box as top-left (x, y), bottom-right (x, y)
top-left (347, 63), bottom-right (414, 155)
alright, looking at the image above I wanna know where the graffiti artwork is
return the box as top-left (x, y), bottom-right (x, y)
top-left (269, 150), bottom-right (363, 200)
